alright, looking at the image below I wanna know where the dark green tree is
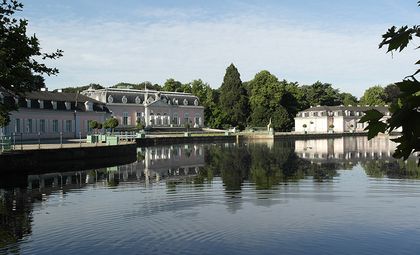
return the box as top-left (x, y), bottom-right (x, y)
top-left (341, 92), bottom-right (358, 106)
top-left (302, 82), bottom-right (343, 106)
top-left (383, 84), bottom-right (400, 104)
top-left (361, 4), bottom-right (420, 164)
top-left (219, 64), bottom-right (249, 128)
top-left (0, 0), bottom-right (63, 127)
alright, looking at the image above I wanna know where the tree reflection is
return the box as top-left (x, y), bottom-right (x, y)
top-left (0, 189), bottom-right (32, 253)
top-left (199, 141), bottom-right (342, 191)
top-left (363, 159), bottom-right (420, 179)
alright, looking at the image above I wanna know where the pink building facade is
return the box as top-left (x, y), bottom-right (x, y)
top-left (0, 88), bottom-right (111, 140)
top-left (82, 88), bottom-right (205, 128)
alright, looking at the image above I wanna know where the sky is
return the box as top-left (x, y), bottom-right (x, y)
top-left (21, 0), bottom-right (420, 97)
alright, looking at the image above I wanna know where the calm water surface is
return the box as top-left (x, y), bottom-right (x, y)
top-left (2, 136), bottom-right (420, 255)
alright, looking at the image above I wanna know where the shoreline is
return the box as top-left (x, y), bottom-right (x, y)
top-left (0, 132), bottom-right (397, 174)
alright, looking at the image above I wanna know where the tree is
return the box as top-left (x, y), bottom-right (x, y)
top-left (89, 120), bottom-right (98, 133)
top-left (302, 82), bottom-right (343, 106)
top-left (360, 86), bottom-right (386, 106)
top-left (0, 0), bottom-right (63, 127)
top-left (162, 78), bottom-right (183, 92)
top-left (60, 83), bottom-right (104, 93)
top-left (361, 4), bottom-right (420, 164)
top-left (136, 119), bottom-right (144, 130)
top-left (219, 64), bottom-right (249, 128)
top-left (247, 71), bottom-right (297, 131)
top-left (104, 118), bottom-right (119, 133)
top-left (384, 84), bottom-right (400, 104)
top-left (341, 92), bottom-right (358, 106)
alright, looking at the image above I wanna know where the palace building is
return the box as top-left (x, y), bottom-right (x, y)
top-left (294, 105), bottom-right (391, 133)
top-left (0, 87), bottom-right (111, 139)
top-left (82, 87), bottom-right (205, 128)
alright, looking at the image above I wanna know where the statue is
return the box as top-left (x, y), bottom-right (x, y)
top-left (267, 118), bottom-right (272, 131)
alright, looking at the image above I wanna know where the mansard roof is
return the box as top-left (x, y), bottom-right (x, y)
top-left (83, 88), bottom-right (201, 106)
top-left (300, 105), bottom-right (389, 113)
top-left (23, 91), bottom-right (103, 104)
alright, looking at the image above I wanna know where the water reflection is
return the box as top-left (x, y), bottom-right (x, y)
top-left (1, 137), bottom-right (420, 254)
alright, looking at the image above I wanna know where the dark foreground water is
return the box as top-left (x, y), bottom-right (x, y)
top-left (1, 136), bottom-right (420, 255)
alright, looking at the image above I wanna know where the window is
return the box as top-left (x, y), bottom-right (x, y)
top-left (15, 118), bottom-right (21, 133)
top-left (65, 120), bottom-right (72, 133)
top-left (313, 112), bottom-right (318, 117)
top-left (27, 119), bottom-right (33, 133)
top-left (52, 120), bottom-right (59, 133)
top-left (123, 112), bottom-right (129, 126)
top-left (40, 119), bottom-right (46, 133)
top-left (172, 113), bottom-right (178, 125)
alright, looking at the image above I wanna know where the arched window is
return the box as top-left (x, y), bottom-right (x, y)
top-left (183, 99), bottom-right (188, 105)
top-left (122, 96), bottom-right (128, 104)
top-left (107, 95), bottom-right (113, 103)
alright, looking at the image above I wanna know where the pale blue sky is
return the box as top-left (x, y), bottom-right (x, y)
top-left (23, 0), bottom-right (420, 97)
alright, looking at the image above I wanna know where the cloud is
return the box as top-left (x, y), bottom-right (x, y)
top-left (29, 12), bottom-right (417, 97)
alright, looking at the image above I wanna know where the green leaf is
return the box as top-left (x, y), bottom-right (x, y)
top-left (359, 109), bottom-right (384, 123)
top-left (366, 121), bottom-right (387, 139)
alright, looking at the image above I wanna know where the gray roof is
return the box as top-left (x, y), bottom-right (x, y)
top-left (23, 91), bottom-right (103, 104)
top-left (84, 88), bottom-right (200, 106)
top-left (301, 105), bottom-right (389, 113)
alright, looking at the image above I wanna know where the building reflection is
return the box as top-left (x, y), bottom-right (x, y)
top-left (294, 136), bottom-right (397, 163)
top-left (0, 144), bottom-right (205, 252)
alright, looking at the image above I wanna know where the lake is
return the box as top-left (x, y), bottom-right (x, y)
top-left (1, 136), bottom-right (420, 255)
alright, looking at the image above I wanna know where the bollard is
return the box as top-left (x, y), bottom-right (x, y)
top-left (13, 132), bottom-right (15, 150)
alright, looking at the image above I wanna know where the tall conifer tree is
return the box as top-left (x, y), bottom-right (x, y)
top-left (219, 64), bottom-right (249, 128)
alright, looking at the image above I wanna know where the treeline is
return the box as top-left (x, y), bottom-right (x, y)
top-left (61, 64), bottom-right (400, 131)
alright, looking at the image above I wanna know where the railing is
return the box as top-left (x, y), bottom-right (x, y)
top-left (0, 132), bottom-right (139, 152)
top-left (0, 136), bottom-right (12, 153)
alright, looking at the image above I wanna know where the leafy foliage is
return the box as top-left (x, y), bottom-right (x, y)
top-left (0, 0), bottom-right (62, 127)
top-left (104, 117), bottom-right (119, 131)
top-left (361, 9), bottom-right (420, 164)
top-left (360, 86), bottom-right (386, 106)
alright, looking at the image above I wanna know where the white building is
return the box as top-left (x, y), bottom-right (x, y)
top-left (294, 105), bottom-right (391, 133)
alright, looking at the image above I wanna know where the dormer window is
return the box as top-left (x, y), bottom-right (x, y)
top-left (122, 96), bottom-right (128, 104)
top-left (52, 101), bottom-right (57, 110)
top-left (38, 100), bottom-right (44, 109)
top-left (85, 101), bottom-right (93, 111)
top-left (147, 96), bottom-right (154, 104)
top-left (183, 99), bottom-right (188, 105)
top-left (65, 101), bottom-right (71, 110)
top-left (26, 99), bottom-right (31, 108)
top-left (135, 96), bottom-right (141, 104)
top-left (107, 95), bottom-right (113, 103)
top-left (194, 99), bottom-right (199, 106)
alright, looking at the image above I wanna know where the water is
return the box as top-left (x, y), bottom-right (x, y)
top-left (1, 136), bottom-right (420, 255)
